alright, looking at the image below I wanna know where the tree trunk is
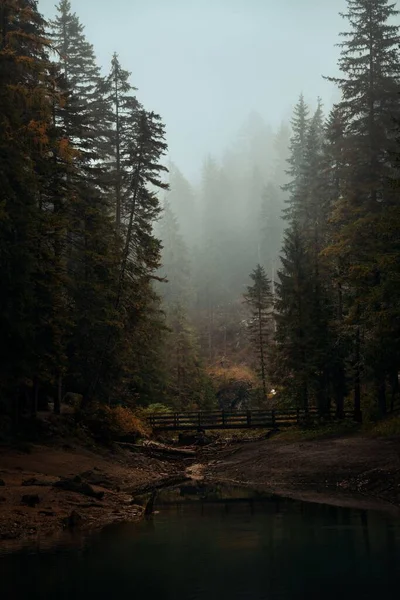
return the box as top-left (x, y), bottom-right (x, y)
top-left (54, 375), bottom-right (62, 415)
top-left (376, 372), bottom-right (386, 416)
top-left (333, 363), bottom-right (346, 419)
top-left (390, 369), bottom-right (399, 412)
top-left (354, 326), bottom-right (362, 422)
top-left (32, 379), bottom-right (39, 417)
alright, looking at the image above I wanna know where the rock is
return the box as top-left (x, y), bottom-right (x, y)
top-left (0, 479), bottom-right (5, 486)
top-left (194, 432), bottom-right (211, 446)
top-left (62, 510), bottom-right (83, 529)
top-left (22, 478), bottom-right (51, 487)
top-left (53, 478), bottom-right (104, 500)
top-left (21, 494), bottom-right (40, 507)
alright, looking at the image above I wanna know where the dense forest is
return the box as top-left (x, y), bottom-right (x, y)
top-left (1, 0), bottom-right (400, 426)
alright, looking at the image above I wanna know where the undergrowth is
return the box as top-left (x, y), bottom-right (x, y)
top-left (363, 414), bottom-right (400, 438)
top-left (270, 421), bottom-right (361, 442)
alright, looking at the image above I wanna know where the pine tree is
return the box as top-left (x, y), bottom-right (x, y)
top-left (283, 94), bottom-right (310, 221)
top-left (0, 0), bottom-right (69, 416)
top-left (167, 162), bottom-right (198, 244)
top-left (273, 226), bottom-right (313, 409)
top-left (90, 110), bottom-right (168, 400)
top-left (244, 265), bottom-right (273, 399)
top-left (325, 0), bottom-right (400, 415)
top-left (102, 53), bottom-right (140, 228)
top-left (156, 201), bottom-right (191, 308)
top-left (50, 0), bottom-right (108, 166)
top-left (259, 182), bottom-right (284, 281)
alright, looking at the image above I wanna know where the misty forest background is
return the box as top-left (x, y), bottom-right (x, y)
top-left (1, 0), bottom-right (400, 427)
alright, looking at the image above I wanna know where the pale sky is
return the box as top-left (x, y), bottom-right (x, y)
top-left (38, 0), bottom-right (348, 179)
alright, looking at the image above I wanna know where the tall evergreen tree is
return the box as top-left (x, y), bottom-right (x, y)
top-left (325, 0), bottom-right (400, 415)
top-left (0, 0), bottom-right (72, 416)
top-left (283, 94), bottom-right (310, 221)
top-left (102, 53), bottom-right (140, 228)
top-left (244, 265), bottom-right (273, 399)
top-left (273, 226), bottom-right (313, 409)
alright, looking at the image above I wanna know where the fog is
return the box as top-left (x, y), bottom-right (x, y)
top-left (31, 0), bottom-right (400, 409)
top-left (39, 0), bottom-right (345, 180)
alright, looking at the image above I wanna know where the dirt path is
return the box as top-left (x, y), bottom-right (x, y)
top-left (204, 434), bottom-right (400, 514)
top-left (0, 442), bottom-right (186, 551)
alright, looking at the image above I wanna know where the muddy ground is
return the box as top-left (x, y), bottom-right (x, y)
top-left (203, 434), bottom-right (400, 514)
top-left (0, 441), bottom-right (187, 550)
top-left (1, 433), bottom-right (400, 552)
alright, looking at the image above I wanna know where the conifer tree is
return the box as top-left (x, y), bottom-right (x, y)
top-left (273, 226), bottom-right (314, 410)
top-left (102, 53), bottom-right (140, 227)
top-left (244, 265), bottom-right (273, 399)
top-left (283, 94), bottom-right (310, 221)
top-left (325, 0), bottom-right (400, 415)
top-left (0, 0), bottom-right (69, 416)
top-left (50, 0), bottom-right (108, 166)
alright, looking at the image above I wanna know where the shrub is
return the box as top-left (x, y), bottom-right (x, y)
top-left (78, 403), bottom-right (150, 443)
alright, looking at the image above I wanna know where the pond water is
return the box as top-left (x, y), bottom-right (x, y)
top-left (1, 484), bottom-right (400, 600)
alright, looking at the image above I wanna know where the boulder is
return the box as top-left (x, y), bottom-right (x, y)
top-left (21, 494), bottom-right (40, 507)
top-left (62, 510), bottom-right (83, 529)
top-left (53, 477), bottom-right (104, 500)
top-left (22, 478), bottom-right (51, 487)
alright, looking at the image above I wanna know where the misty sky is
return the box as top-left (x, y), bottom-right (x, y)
top-left (38, 0), bottom-right (348, 179)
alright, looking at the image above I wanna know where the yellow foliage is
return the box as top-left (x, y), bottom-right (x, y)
top-left (207, 364), bottom-right (257, 386)
top-left (80, 402), bottom-right (151, 441)
top-left (103, 405), bottom-right (151, 438)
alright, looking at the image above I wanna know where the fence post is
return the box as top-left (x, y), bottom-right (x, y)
top-left (247, 410), bottom-right (251, 427)
top-left (198, 412), bottom-right (201, 431)
top-left (272, 409), bottom-right (276, 428)
top-left (296, 408), bottom-right (300, 424)
top-left (222, 410), bottom-right (226, 427)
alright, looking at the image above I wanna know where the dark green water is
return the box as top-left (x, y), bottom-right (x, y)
top-left (1, 485), bottom-right (400, 600)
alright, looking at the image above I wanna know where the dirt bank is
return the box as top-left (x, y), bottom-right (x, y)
top-left (203, 434), bottom-right (400, 514)
top-left (0, 441), bottom-right (187, 550)
top-left (2, 433), bottom-right (400, 553)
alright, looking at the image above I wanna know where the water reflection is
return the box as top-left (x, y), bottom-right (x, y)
top-left (1, 486), bottom-right (400, 600)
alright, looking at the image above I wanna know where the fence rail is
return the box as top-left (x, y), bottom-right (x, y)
top-left (148, 408), bottom-right (357, 432)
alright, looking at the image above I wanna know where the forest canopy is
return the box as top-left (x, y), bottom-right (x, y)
top-left (1, 0), bottom-right (400, 427)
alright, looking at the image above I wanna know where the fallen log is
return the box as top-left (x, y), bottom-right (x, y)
top-left (118, 441), bottom-right (196, 458)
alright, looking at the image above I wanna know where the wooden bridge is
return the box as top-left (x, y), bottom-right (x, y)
top-left (148, 408), bottom-right (355, 432)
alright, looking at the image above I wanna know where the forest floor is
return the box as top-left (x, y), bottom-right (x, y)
top-left (202, 432), bottom-right (400, 515)
top-left (0, 440), bottom-right (188, 551)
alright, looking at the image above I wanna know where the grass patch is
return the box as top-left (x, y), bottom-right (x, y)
top-left (270, 420), bottom-right (361, 443)
top-left (363, 414), bottom-right (400, 438)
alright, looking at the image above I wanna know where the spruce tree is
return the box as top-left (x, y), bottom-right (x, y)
top-left (283, 94), bottom-right (310, 221)
top-left (50, 0), bottom-right (108, 166)
top-left (244, 265), bottom-right (273, 399)
top-left (273, 226), bottom-right (313, 410)
top-left (0, 0), bottom-right (66, 416)
top-left (325, 0), bottom-right (400, 415)
top-left (102, 53), bottom-right (140, 228)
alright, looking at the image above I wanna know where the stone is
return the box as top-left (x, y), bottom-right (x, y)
top-left (53, 478), bottom-right (104, 500)
top-left (62, 510), bottom-right (83, 529)
top-left (39, 510), bottom-right (55, 517)
top-left (22, 478), bottom-right (51, 487)
top-left (21, 494), bottom-right (40, 507)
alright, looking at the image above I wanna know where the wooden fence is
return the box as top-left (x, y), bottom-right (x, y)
top-left (148, 408), bottom-right (357, 432)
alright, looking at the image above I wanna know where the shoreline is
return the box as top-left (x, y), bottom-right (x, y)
top-left (1, 433), bottom-right (400, 553)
